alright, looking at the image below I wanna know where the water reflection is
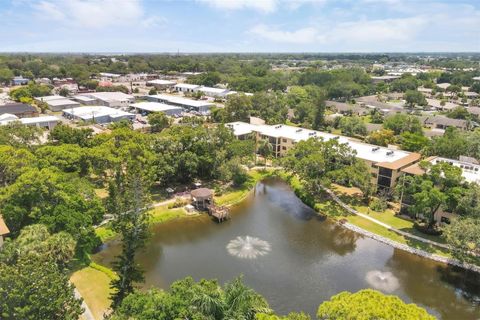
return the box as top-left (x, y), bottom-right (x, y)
top-left (94, 179), bottom-right (480, 319)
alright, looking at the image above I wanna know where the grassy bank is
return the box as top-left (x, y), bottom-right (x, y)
top-left (278, 171), bottom-right (453, 258)
top-left (215, 169), bottom-right (277, 207)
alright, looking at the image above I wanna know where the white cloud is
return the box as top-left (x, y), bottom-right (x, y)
top-left (197, 0), bottom-right (277, 13)
top-left (33, 0), bottom-right (162, 29)
top-left (330, 16), bottom-right (427, 43)
top-left (250, 24), bottom-right (319, 44)
top-left (197, 0), bottom-right (326, 13)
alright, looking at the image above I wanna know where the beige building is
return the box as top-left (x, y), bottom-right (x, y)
top-left (227, 121), bottom-right (421, 192)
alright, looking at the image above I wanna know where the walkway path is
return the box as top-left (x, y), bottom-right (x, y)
top-left (319, 184), bottom-right (450, 250)
top-left (74, 288), bottom-right (95, 320)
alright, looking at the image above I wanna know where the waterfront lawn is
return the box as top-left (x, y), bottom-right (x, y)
top-left (331, 184), bottom-right (446, 245)
top-left (215, 169), bottom-right (276, 206)
top-left (345, 215), bottom-right (451, 257)
top-left (95, 225), bottom-right (117, 242)
top-left (149, 206), bottom-right (188, 224)
top-left (71, 266), bottom-right (113, 320)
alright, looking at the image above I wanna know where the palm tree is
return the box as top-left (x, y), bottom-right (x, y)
top-left (257, 139), bottom-right (273, 168)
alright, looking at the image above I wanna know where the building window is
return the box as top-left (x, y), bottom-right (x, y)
top-left (282, 138), bottom-right (287, 143)
top-left (282, 146), bottom-right (287, 150)
top-left (378, 167), bottom-right (393, 178)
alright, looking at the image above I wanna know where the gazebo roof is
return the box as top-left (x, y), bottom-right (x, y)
top-left (191, 188), bottom-right (213, 199)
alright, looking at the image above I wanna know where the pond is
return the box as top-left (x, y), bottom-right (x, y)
top-left (94, 179), bottom-right (480, 319)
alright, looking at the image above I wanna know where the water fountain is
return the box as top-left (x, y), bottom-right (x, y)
top-left (365, 270), bottom-right (400, 293)
top-left (226, 236), bottom-right (271, 259)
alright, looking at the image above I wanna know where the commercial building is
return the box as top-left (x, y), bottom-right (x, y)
top-left (146, 94), bottom-right (214, 114)
top-left (0, 103), bottom-right (38, 117)
top-left (227, 121), bottom-right (421, 193)
top-left (45, 98), bottom-right (81, 112)
top-left (147, 79), bottom-right (176, 90)
top-left (78, 92), bottom-right (135, 108)
top-left (174, 83), bottom-right (200, 93)
top-left (194, 86), bottom-right (230, 98)
top-left (130, 102), bottom-right (182, 117)
top-left (62, 106), bottom-right (135, 124)
top-left (0, 115), bottom-right (59, 130)
top-left (72, 95), bottom-right (98, 106)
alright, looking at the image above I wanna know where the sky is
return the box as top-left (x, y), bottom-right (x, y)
top-left (0, 0), bottom-right (479, 53)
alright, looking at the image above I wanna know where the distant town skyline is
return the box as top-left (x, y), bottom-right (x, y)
top-left (0, 0), bottom-right (479, 52)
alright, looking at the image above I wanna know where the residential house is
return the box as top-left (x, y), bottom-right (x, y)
top-left (0, 215), bottom-right (9, 248)
top-left (423, 115), bottom-right (469, 131)
top-left (0, 103), bottom-right (38, 117)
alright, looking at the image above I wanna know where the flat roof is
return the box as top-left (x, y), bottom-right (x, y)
top-left (63, 106), bottom-right (134, 120)
top-left (47, 99), bottom-right (80, 106)
top-left (197, 86), bottom-right (229, 94)
top-left (130, 102), bottom-right (182, 113)
top-left (174, 83), bottom-right (200, 89)
top-left (83, 92), bottom-right (134, 102)
top-left (36, 95), bottom-right (65, 102)
top-left (73, 95), bottom-right (96, 102)
top-left (226, 122), bottom-right (415, 165)
top-left (147, 94), bottom-right (214, 108)
top-left (20, 116), bottom-right (59, 124)
top-left (147, 79), bottom-right (176, 85)
top-left (403, 156), bottom-right (480, 184)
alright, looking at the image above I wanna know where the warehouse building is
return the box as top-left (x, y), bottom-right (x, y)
top-left (174, 83), bottom-right (200, 93)
top-left (46, 98), bottom-right (81, 111)
top-left (145, 94), bottom-right (214, 114)
top-left (130, 102), bottom-right (183, 117)
top-left (62, 106), bottom-right (135, 124)
top-left (0, 114), bottom-right (59, 130)
top-left (147, 79), bottom-right (176, 90)
top-left (78, 92), bottom-right (135, 108)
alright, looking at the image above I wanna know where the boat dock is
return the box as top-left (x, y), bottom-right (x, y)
top-left (207, 204), bottom-right (230, 222)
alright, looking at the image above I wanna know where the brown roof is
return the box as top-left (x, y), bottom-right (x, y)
top-left (191, 188), bottom-right (213, 199)
top-left (376, 152), bottom-right (421, 170)
top-left (401, 156), bottom-right (437, 175)
top-left (0, 215), bottom-right (10, 236)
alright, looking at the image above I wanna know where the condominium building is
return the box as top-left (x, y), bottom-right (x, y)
top-left (227, 121), bottom-right (421, 192)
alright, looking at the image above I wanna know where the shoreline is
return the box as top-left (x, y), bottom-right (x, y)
top-left (340, 221), bottom-right (480, 273)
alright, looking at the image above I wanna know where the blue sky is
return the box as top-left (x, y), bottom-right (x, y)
top-left (0, 0), bottom-right (479, 52)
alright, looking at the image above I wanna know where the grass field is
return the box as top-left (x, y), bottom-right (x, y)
top-left (71, 267), bottom-right (113, 320)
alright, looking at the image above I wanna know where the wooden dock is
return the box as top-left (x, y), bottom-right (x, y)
top-left (207, 204), bottom-right (230, 222)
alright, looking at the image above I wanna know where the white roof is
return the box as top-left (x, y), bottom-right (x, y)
top-left (227, 122), bottom-right (412, 164)
top-left (19, 116), bottom-right (59, 125)
top-left (197, 86), bottom-right (229, 94)
top-left (73, 95), bottom-right (97, 102)
top-left (36, 95), bottom-right (65, 102)
top-left (82, 92), bottom-right (134, 102)
top-left (174, 83), bottom-right (200, 89)
top-left (0, 115), bottom-right (59, 126)
top-left (147, 79), bottom-right (176, 85)
top-left (148, 94), bottom-right (214, 108)
top-left (0, 113), bottom-right (18, 121)
top-left (63, 106), bottom-right (134, 120)
top-left (430, 157), bottom-right (480, 184)
top-left (99, 72), bottom-right (121, 78)
top-left (47, 99), bottom-right (79, 107)
top-left (130, 102), bottom-right (182, 113)
top-left (437, 83), bottom-right (451, 89)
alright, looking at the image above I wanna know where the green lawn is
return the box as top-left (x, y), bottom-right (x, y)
top-left (345, 215), bottom-right (451, 257)
top-left (149, 206), bottom-right (189, 224)
top-left (95, 226), bottom-right (117, 243)
top-left (215, 169), bottom-right (276, 207)
top-left (71, 266), bottom-right (113, 320)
